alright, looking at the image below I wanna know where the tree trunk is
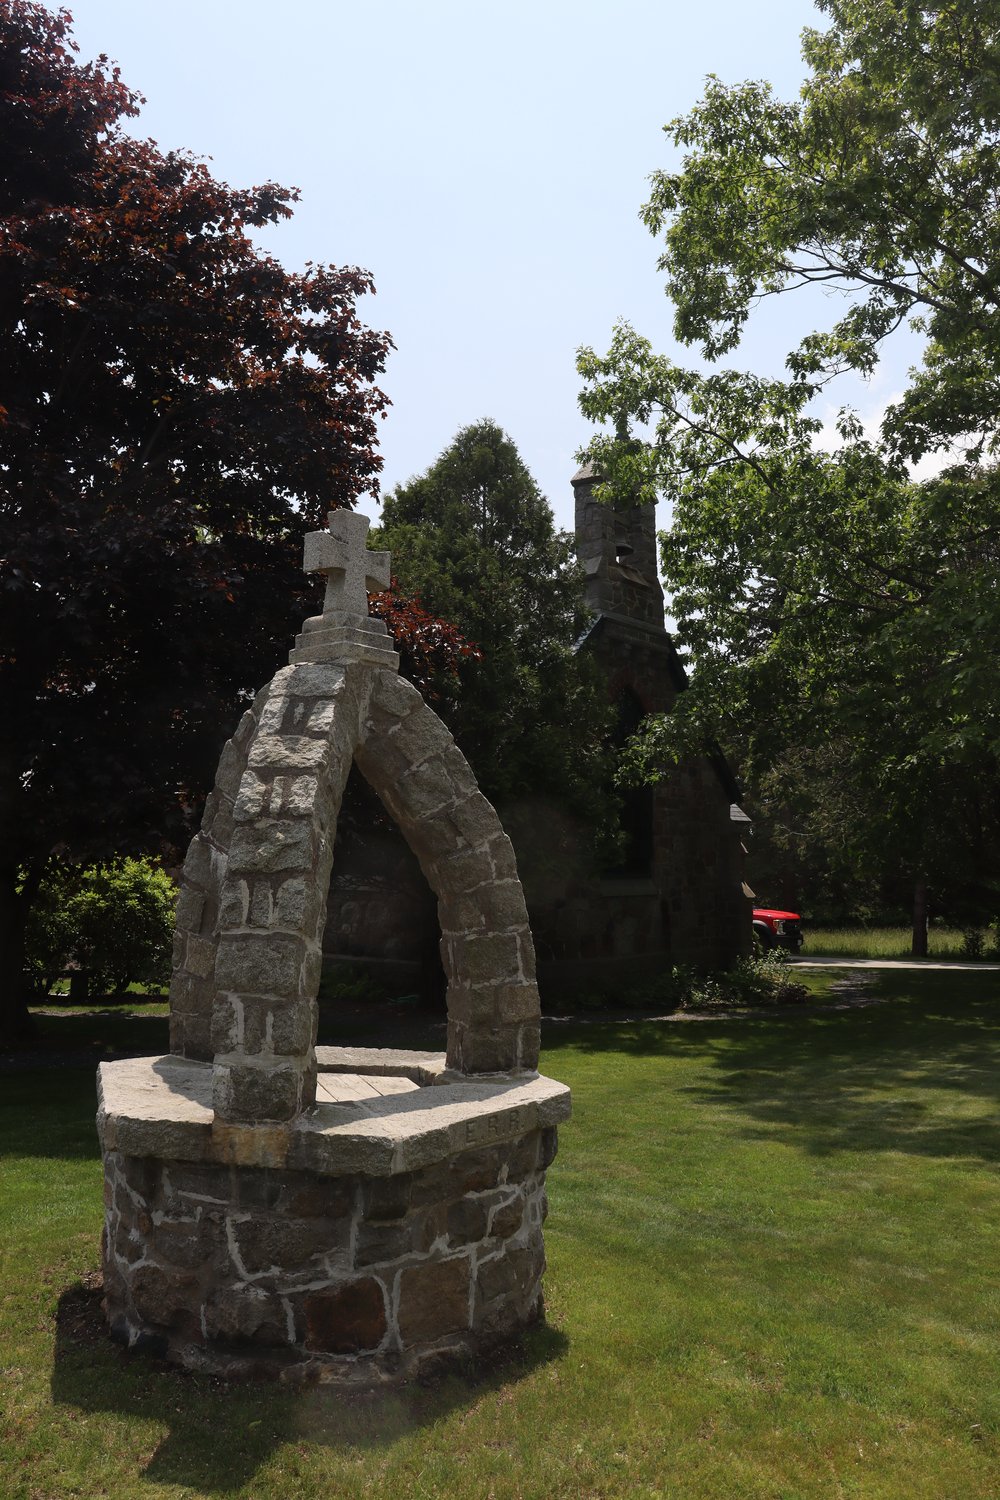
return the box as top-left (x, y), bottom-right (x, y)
top-left (911, 877), bottom-right (929, 958)
top-left (0, 864), bottom-right (33, 1048)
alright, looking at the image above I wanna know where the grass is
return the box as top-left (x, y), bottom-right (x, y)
top-left (3, 968), bottom-right (1000, 1497)
top-left (805, 925), bottom-right (995, 960)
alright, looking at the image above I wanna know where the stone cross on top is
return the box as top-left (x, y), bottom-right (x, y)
top-left (303, 509), bottom-right (390, 619)
top-left (291, 509), bottom-right (398, 668)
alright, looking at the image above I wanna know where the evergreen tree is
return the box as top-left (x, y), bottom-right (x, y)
top-left (376, 422), bottom-right (617, 894)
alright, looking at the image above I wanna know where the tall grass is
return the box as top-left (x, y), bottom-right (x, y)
top-left (806, 925), bottom-right (994, 959)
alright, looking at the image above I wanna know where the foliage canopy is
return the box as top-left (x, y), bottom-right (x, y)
top-left (0, 2), bottom-right (392, 1037)
top-left (578, 0), bottom-right (1000, 935)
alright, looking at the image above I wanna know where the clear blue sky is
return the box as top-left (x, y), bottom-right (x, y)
top-left (66, 0), bottom-right (910, 532)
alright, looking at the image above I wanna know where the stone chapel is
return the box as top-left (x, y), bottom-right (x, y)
top-left (525, 466), bottom-right (751, 989)
top-left (322, 467), bottom-right (751, 994)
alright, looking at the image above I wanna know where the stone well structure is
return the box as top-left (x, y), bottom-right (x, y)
top-left (97, 510), bottom-right (570, 1382)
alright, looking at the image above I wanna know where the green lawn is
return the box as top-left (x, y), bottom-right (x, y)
top-left (3, 969), bottom-right (1000, 1498)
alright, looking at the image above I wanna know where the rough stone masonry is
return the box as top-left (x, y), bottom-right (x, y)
top-left (97, 510), bottom-right (571, 1382)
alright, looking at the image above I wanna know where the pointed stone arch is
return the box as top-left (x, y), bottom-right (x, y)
top-left (355, 670), bottom-right (540, 1076)
top-left (169, 658), bottom-right (541, 1125)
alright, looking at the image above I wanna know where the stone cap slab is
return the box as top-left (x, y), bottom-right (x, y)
top-left (98, 1054), bottom-right (215, 1161)
top-left (314, 1046), bottom-right (447, 1085)
top-left (97, 1050), bottom-right (571, 1176)
top-left (292, 1072), bottom-right (571, 1176)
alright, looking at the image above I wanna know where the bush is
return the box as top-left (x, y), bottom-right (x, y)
top-left (717, 952), bottom-right (810, 1008)
top-left (583, 954), bottom-right (810, 1014)
top-left (25, 859), bottom-right (176, 998)
top-left (22, 873), bottom-right (79, 998)
top-left (961, 928), bottom-right (986, 960)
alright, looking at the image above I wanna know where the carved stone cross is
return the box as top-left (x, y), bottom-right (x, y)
top-left (302, 510), bottom-right (390, 618)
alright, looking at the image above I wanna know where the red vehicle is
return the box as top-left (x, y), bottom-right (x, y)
top-left (753, 908), bottom-right (804, 953)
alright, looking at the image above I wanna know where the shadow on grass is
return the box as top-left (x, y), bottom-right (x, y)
top-left (546, 971), bottom-right (1000, 1163)
top-left (1, 1007), bottom-right (172, 1067)
top-left (51, 1277), bottom-right (568, 1493)
top-left (4, 999), bottom-right (444, 1065)
top-left (0, 1067), bottom-right (103, 1159)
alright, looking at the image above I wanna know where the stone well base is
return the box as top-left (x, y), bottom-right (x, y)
top-left (97, 1048), bottom-right (570, 1383)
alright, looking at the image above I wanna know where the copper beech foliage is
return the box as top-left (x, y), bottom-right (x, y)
top-left (0, 3), bottom-right (460, 1035)
top-left (371, 583), bottom-right (482, 703)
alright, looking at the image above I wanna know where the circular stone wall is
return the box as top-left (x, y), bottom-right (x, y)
top-left (98, 1048), bottom-right (570, 1383)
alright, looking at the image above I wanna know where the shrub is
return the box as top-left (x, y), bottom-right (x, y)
top-left (612, 954), bottom-right (809, 1014)
top-left (627, 965), bottom-right (700, 1012)
top-left (719, 953), bottom-right (810, 1007)
top-left (22, 873), bottom-right (79, 998)
top-left (24, 859), bottom-right (176, 998)
top-left (961, 928), bottom-right (986, 961)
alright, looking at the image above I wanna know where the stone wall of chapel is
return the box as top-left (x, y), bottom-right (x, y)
top-left (525, 625), bottom-right (750, 987)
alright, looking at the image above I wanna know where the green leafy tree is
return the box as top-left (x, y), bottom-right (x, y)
top-left (25, 858), bottom-right (176, 998)
top-left (746, 737), bottom-right (1000, 929)
top-left (0, 3), bottom-right (392, 1042)
top-left (375, 421), bottom-right (618, 896)
top-left (578, 0), bottom-right (1000, 954)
